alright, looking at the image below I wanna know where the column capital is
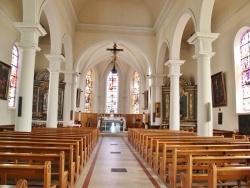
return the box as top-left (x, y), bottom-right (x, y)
top-left (14, 22), bottom-right (46, 48)
top-left (187, 32), bottom-right (219, 58)
top-left (150, 74), bottom-right (165, 87)
top-left (62, 71), bottom-right (74, 82)
top-left (46, 54), bottom-right (65, 72)
top-left (165, 59), bottom-right (185, 77)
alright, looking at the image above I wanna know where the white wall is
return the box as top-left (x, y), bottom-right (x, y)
top-left (211, 2), bottom-right (250, 131)
top-left (0, 7), bottom-right (20, 125)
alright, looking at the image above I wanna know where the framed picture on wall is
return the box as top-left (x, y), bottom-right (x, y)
top-left (0, 61), bottom-right (11, 100)
top-left (155, 102), bottom-right (161, 117)
top-left (211, 71), bottom-right (227, 107)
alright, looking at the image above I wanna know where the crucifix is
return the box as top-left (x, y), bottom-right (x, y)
top-left (107, 42), bottom-right (123, 54)
top-left (107, 43), bottom-right (124, 74)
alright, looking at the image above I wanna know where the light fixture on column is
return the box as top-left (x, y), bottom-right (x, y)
top-left (107, 42), bottom-right (123, 74)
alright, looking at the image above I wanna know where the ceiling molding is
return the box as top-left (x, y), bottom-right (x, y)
top-left (76, 24), bottom-right (156, 36)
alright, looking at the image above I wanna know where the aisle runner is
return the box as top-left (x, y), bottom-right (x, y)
top-left (122, 137), bottom-right (161, 188)
top-left (82, 136), bottom-right (162, 188)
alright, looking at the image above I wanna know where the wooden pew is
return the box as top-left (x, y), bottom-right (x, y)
top-left (0, 161), bottom-right (55, 188)
top-left (0, 179), bottom-right (27, 188)
top-left (0, 140), bottom-right (80, 181)
top-left (160, 143), bottom-right (250, 186)
top-left (167, 148), bottom-right (250, 187)
top-left (0, 131), bottom-right (89, 168)
top-left (153, 139), bottom-right (250, 173)
top-left (0, 135), bottom-right (86, 169)
top-left (177, 154), bottom-right (250, 188)
top-left (0, 145), bottom-right (75, 188)
top-left (130, 129), bottom-right (196, 149)
top-left (0, 152), bottom-right (68, 188)
top-left (207, 164), bottom-right (250, 188)
top-left (32, 127), bottom-right (98, 150)
top-left (15, 179), bottom-right (27, 188)
top-left (148, 136), bottom-right (244, 167)
top-left (31, 129), bottom-right (94, 158)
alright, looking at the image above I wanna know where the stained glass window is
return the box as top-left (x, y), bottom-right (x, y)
top-left (8, 45), bottom-right (19, 108)
top-left (84, 70), bottom-right (92, 112)
top-left (240, 29), bottom-right (250, 111)
top-left (133, 71), bottom-right (140, 113)
top-left (106, 72), bottom-right (118, 113)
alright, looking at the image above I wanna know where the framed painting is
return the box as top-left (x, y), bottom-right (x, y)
top-left (0, 61), bottom-right (11, 100)
top-left (211, 72), bottom-right (227, 107)
top-left (155, 102), bottom-right (161, 117)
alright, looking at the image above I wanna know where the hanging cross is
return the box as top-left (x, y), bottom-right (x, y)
top-left (107, 42), bottom-right (123, 54)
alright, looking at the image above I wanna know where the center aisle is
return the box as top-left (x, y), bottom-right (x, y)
top-left (74, 133), bottom-right (167, 188)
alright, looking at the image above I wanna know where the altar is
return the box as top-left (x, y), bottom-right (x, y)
top-left (97, 116), bottom-right (126, 132)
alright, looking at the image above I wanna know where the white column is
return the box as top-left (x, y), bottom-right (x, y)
top-left (154, 75), bottom-right (165, 125)
top-left (14, 23), bottom-right (46, 132)
top-left (63, 72), bottom-right (73, 126)
top-left (165, 60), bottom-right (185, 130)
top-left (188, 32), bottom-right (219, 136)
top-left (45, 54), bottom-right (65, 128)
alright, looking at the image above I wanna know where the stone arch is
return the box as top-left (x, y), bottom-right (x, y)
top-left (62, 34), bottom-right (73, 71)
top-left (198, 0), bottom-right (215, 32)
top-left (170, 9), bottom-right (196, 60)
top-left (40, 0), bottom-right (62, 54)
top-left (156, 39), bottom-right (170, 74)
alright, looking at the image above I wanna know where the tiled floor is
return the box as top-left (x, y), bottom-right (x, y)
top-left (74, 132), bottom-right (167, 188)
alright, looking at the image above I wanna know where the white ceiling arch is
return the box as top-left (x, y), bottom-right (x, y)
top-left (74, 38), bottom-right (154, 79)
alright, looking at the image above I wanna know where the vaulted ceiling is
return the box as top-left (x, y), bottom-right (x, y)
top-left (70, 0), bottom-right (167, 28)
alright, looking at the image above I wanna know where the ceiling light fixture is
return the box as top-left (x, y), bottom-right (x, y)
top-left (107, 42), bottom-right (123, 74)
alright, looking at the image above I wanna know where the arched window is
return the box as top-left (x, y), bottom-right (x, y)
top-left (84, 70), bottom-right (92, 112)
top-left (236, 29), bottom-right (250, 113)
top-left (8, 44), bottom-right (19, 108)
top-left (106, 72), bottom-right (118, 113)
top-left (132, 71), bottom-right (140, 113)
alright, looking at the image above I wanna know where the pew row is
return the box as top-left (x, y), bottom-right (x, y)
top-left (167, 148), bottom-right (250, 187)
top-left (0, 161), bottom-right (55, 188)
top-left (0, 145), bottom-right (75, 188)
top-left (176, 154), bottom-right (250, 188)
top-left (0, 152), bottom-right (68, 188)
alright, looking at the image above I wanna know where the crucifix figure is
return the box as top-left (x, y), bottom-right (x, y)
top-left (107, 43), bottom-right (123, 74)
top-left (107, 42), bottom-right (123, 54)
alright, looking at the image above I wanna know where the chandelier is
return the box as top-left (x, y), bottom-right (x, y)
top-left (107, 42), bottom-right (123, 74)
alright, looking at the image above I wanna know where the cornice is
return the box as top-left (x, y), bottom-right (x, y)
top-left (75, 24), bottom-right (156, 37)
